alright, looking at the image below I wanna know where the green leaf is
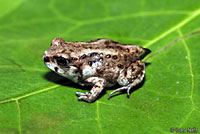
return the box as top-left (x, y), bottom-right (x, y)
top-left (0, 0), bottom-right (200, 133)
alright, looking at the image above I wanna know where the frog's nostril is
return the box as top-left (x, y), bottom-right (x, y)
top-left (44, 57), bottom-right (50, 62)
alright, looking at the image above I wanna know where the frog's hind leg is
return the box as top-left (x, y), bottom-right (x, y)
top-left (76, 77), bottom-right (106, 103)
top-left (108, 60), bottom-right (145, 99)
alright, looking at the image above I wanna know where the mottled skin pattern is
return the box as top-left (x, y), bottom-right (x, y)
top-left (43, 38), bottom-right (151, 103)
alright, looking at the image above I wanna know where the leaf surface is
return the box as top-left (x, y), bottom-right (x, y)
top-left (0, 0), bottom-right (200, 134)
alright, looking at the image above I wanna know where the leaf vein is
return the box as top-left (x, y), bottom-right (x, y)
top-left (16, 100), bottom-right (22, 134)
top-left (178, 30), bottom-right (195, 109)
top-left (144, 8), bottom-right (200, 48)
top-left (48, 0), bottom-right (79, 24)
top-left (177, 29), bottom-right (195, 128)
top-left (80, 11), bottom-right (191, 25)
top-left (96, 101), bottom-right (102, 134)
top-left (0, 85), bottom-right (60, 104)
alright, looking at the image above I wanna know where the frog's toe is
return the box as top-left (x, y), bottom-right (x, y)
top-left (108, 86), bottom-right (128, 99)
top-left (127, 87), bottom-right (132, 97)
top-left (76, 91), bottom-right (88, 96)
top-left (76, 92), bottom-right (93, 102)
top-left (78, 96), bottom-right (87, 101)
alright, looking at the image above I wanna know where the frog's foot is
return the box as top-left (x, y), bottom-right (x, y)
top-left (108, 86), bottom-right (132, 99)
top-left (76, 92), bottom-right (90, 101)
top-left (76, 77), bottom-right (106, 103)
top-left (76, 91), bottom-right (96, 103)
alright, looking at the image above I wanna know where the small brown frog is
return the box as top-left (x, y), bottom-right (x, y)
top-left (43, 38), bottom-right (150, 102)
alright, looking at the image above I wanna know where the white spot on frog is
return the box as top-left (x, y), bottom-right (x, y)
top-left (82, 65), bottom-right (96, 79)
top-left (176, 81), bottom-right (179, 84)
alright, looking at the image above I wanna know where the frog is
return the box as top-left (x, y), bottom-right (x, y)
top-left (43, 37), bottom-right (151, 103)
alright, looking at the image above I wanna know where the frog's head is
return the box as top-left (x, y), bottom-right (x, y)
top-left (43, 37), bottom-right (72, 75)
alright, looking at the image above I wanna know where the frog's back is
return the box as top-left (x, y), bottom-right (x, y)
top-left (66, 38), bottom-right (151, 66)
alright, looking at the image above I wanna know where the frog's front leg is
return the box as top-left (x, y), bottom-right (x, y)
top-left (76, 77), bottom-right (106, 103)
top-left (108, 60), bottom-right (145, 99)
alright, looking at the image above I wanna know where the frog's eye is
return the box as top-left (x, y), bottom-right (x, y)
top-left (51, 37), bottom-right (65, 46)
top-left (54, 56), bottom-right (70, 68)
